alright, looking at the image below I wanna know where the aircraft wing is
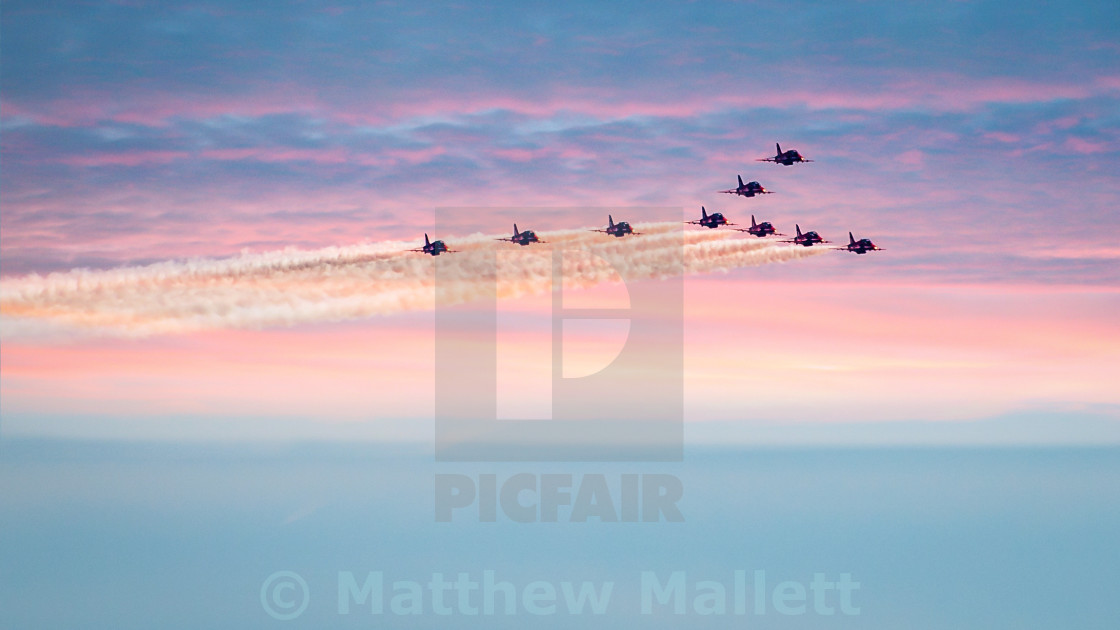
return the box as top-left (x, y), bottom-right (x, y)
top-left (756, 157), bottom-right (777, 162)
top-left (718, 189), bottom-right (738, 194)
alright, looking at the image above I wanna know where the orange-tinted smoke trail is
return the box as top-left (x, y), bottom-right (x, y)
top-left (0, 223), bottom-right (828, 339)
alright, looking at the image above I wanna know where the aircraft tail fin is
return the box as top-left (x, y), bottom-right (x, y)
top-left (514, 224), bottom-right (519, 237)
top-left (776, 142), bottom-right (782, 155)
top-left (796, 224), bottom-right (802, 237)
top-left (608, 214), bottom-right (614, 228)
top-left (751, 214), bottom-right (757, 228)
top-left (424, 233), bottom-right (431, 246)
top-left (849, 232), bottom-right (856, 245)
top-left (737, 175), bottom-right (745, 188)
top-left (701, 206), bottom-right (707, 219)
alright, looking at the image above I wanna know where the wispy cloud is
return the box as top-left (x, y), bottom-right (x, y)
top-left (2, 0), bottom-right (1119, 433)
top-left (1, 222), bottom-right (827, 339)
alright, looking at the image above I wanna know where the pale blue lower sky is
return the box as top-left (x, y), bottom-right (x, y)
top-left (1, 439), bottom-right (1117, 629)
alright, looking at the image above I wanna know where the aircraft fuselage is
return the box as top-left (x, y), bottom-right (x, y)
top-left (699, 213), bottom-right (727, 228)
top-left (748, 222), bottom-right (776, 237)
top-left (512, 231), bottom-right (539, 245)
top-left (794, 232), bottom-right (823, 246)
top-left (846, 239), bottom-right (878, 254)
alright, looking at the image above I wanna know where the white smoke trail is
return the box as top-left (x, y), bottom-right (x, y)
top-left (0, 222), bottom-right (828, 339)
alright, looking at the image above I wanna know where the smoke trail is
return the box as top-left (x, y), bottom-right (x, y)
top-left (0, 222), bottom-right (828, 339)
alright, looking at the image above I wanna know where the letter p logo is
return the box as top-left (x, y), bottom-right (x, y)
top-left (433, 207), bottom-right (684, 462)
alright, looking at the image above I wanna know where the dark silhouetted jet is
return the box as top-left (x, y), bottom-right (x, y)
top-left (757, 142), bottom-right (812, 166)
top-left (686, 206), bottom-right (731, 229)
top-left (409, 233), bottom-right (455, 256)
top-left (720, 175), bottom-right (772, 197)
top-left (734, 214), bottom-right (780, 237)
top-left (781, 224), bottom-right (828, 247)
top-left (837, 232), bottom-right (882, 254)
top-left (496, 224), bottom-right (544, 246)
top-left (592, 214), bottom-right (638, 237)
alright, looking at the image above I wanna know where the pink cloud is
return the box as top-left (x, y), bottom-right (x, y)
top-left (1, 83), bottom-right (326, 128)
top-left (200, 147), bottom-right (351, 164)
top-left (58, 150), bottom-right (189, 167)
top-left (0, 322), bottom-right (436, 421)
top-left (1064, 137), bottom-right (1111, 155)
top-left (982, 132), bottom-right (1021, 144)
top-left (33, 145), bottom-right (454, 170)
top-left (3, 276), bottom-right (1118, 427)
top-left (681, 277), bottom-right (1120, 421)
top-left (6, 70), bottom-right (1115, 130)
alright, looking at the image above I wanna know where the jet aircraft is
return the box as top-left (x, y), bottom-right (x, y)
top-left (734, 214), bottom-right (780, 237)
top-left (686, 206), bottom-right (731, 229)
top-left (781, 224), bottom-right (828, 247)
top-left (757, 143), bottom-right (812, 165)
top-left (592, 215), bottom-right (638, 237)
top-left (837, 232), bottom-right (882, 254)
top-left (496, 224), bottom-right (544, 246)
top-left (720, 175), bottom-right (772, 197)
top-left (409, 233), bottom-right (455, 256)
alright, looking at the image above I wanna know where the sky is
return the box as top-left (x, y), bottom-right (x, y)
top-left (3, 4), bottom-right (1120, 629)
top-left (2, 0), bottom-right (1119, 443)
top-left (2, 443), bottom-right (1118, 629)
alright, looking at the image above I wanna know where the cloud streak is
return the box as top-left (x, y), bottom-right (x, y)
top-left (0, 222), bottom-right (827, 339)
